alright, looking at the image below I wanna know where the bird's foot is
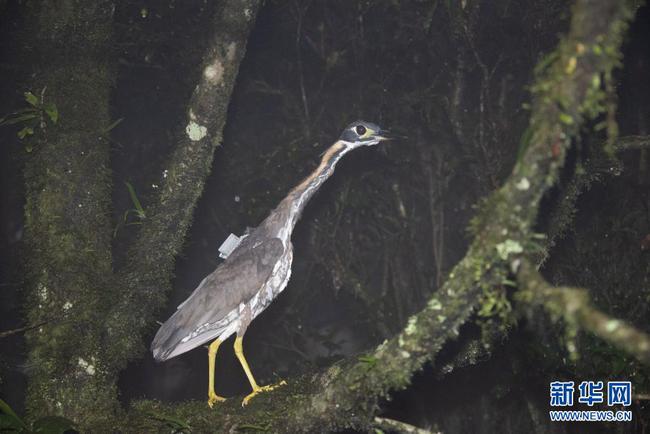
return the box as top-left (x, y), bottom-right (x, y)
top-left (241, 380), bottom-right (287, 406)
top-left (208, 391), bottom-right (226, 408)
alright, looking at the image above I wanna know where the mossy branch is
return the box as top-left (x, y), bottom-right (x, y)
top-left (440, 134), bottom-right (650, 377)
top-left (438, 148), bottom-right (648, 378)
top-left (516, 260), bottom-right (650, 365)
top-left (117, 0), bottom-right (642, 432)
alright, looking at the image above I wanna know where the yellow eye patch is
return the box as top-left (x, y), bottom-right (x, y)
top-left (360, 128), bottom-right (374, 139)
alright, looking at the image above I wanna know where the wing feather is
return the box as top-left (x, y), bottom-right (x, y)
top-left (151, 235), bottom-right (284, 361)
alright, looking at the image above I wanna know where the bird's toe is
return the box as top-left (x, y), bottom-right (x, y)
top-left (208, 392), bottom-right (226, 408)
top-left (241, 380), bottom-right (287, 406)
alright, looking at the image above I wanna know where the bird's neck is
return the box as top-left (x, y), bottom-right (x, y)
top-left (282, 140), bottom-right (352, 231)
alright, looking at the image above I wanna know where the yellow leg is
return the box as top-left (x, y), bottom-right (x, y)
top-left (207, 339), bottom-right (226, 408)
top-left (234, 335), bottom-right (286, 406)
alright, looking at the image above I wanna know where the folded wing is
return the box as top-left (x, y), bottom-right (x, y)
top-left (151, 235), bottom-right (284, 361)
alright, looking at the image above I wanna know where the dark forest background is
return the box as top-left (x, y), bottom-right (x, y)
top-left (0, 1), bottom-right (648, 433)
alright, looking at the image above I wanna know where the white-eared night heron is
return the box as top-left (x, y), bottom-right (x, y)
top-left (151, 121), bottom-right (390, 407)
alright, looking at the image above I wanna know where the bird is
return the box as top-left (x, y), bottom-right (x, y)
top-left (151, 120), bottom-right (390, 407)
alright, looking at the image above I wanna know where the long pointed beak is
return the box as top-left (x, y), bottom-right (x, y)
top-left (375, 129), bottom-right (393, 142)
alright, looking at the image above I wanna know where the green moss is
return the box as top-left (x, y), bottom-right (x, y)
top-left (21, 1), bottom-right (117, 429)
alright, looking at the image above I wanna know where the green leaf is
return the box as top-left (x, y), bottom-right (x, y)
top-left (559, 112), bottom-right (574, 125)
top-left (0, 414), bottom-right (25, 431)
top-left (0, 112), bottom-right (38, 126)
top-left (0, 108), bottom-right (38, 124)
top-left (103, 117), bottom-right (124, 133)
top-left (44, 103), bottom-right (58, 124)
top-left (144, 411), bottom-right (191, 432)
top-left (0, 398), bottom-right (28, 431)
top-left (17, 126), bottom-right (34, 139)
top-left (236, 424), bottom-right (267, 432)
top-left (533, 50), bottom-right (559, 76)
top-left (358, 355), bottom-right (377, 369)
top-left (24, 91), bottom-right (39, 107)
top-left (11, 107), bottom-right (39, 115)
top-left (32, 416), bottom-right (76, 434)
top-left (125, 182), bottom-right (146, 219)
top-left (515, 125), bottom-right (533, 165)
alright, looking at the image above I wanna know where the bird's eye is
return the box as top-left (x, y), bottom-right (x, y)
top-left (355, 125), bottom-right (366, 136)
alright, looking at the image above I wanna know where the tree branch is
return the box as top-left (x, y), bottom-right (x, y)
top-left (0, 321), bottom-right (49, 339)
top-left (539, 134), bottom-right (650, 265)
top-left (436, 134), bottom-right (650, 379)
top-left (516, 260), bottom-right (650, 365)
top-left (443, 133), bottom-right (650, 377)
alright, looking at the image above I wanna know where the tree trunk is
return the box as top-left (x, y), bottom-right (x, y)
top-left (23, 0), bottom-right (117, 426)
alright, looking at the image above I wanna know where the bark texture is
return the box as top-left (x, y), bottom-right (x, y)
top-left (23, 1), bottom-right (117, 426)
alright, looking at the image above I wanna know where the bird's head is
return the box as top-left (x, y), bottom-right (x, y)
top-left (339, 120), bottom-right (391, 148)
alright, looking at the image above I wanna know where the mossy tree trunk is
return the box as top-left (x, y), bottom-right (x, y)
top-left (21, 0), bottom-right (260, 430)
top-left (23, 1), bottom-right (117, 427)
